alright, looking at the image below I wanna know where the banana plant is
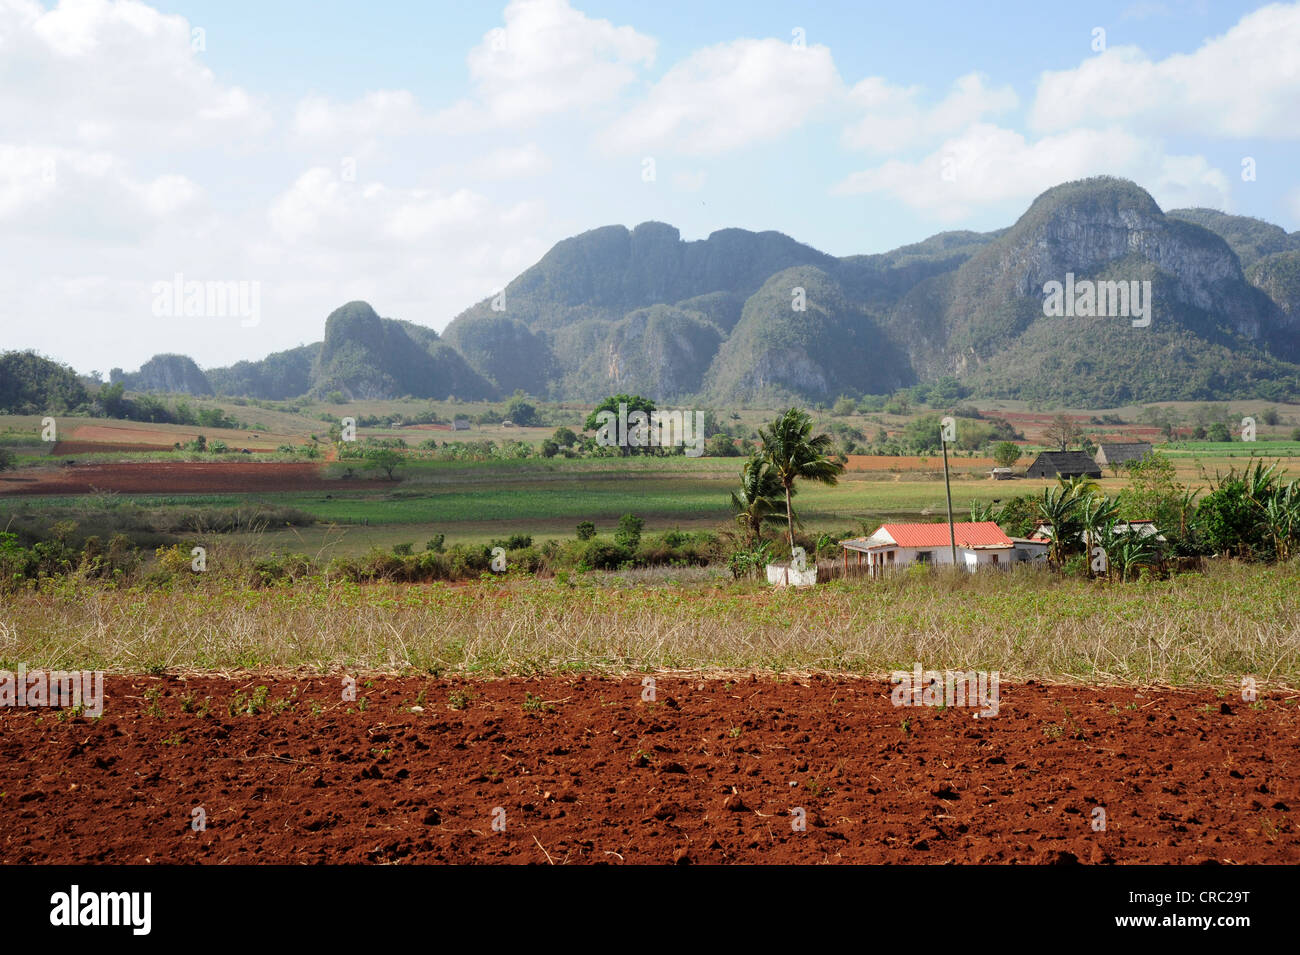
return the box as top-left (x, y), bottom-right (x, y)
top-left (1079, 494), bottom-right (1120, 575)
top-left (1261, 480), bottom-right (1300, 562)
top-left (1036, 485), bottom-right (1084, 569)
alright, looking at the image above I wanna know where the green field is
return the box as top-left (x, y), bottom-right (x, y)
top-left (4, 403), bottom-right (1300, 557)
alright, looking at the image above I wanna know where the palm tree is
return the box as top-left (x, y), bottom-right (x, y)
top-left (730, 453), bottom-right (790, 546)
top-left (759, 408), bottom-right (846, 553)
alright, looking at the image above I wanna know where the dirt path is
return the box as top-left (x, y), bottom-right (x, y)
top-left (1, 675), bottom-right (1295, 864)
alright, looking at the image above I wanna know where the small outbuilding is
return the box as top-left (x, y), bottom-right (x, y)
top-left (1024, 451), bottom-right (1102, 479)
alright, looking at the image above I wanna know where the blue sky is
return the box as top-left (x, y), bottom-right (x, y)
top-left (2, 0), bottom-right (1297, 373)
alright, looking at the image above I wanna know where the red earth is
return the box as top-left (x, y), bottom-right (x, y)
top-left (1, 675), bottom-right (1295, 864)
top-left (0, 461), bottom-right (372, 495)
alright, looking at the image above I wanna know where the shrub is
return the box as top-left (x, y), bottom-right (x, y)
top-left (446, 544), bottom-right (491, 578)
top-left (575, 540), bottom-right (632, 571)
top-left (615, 513), bottom-right (644, 549)
top-left (575, 521), bottom-right (596, 541)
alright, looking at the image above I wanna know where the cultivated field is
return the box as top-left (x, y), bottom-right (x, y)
top-left (3, 401), bottom-right (1299, 864)
top-left (2, 675), bottom-right (1295, 864)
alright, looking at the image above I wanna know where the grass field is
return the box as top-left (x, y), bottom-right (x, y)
top-left (2, 561), bottom-right (1296, 687)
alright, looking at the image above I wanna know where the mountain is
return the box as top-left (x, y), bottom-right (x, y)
top-left (0, 351), bottom-right (89, 413)
top-left (108, 177), bottom-right (1300, 406)
top-left (206, 343), bottom-right (318, 400)
top-left (1166, 208), bottom-right (1300, 268)
top-left (704, 265), bottom-right (912, 403)
top-left (307, 301), bottom-right (495, 401)
top-left (927, 179), bottom-right (1300, 403)
top-left (1248, 252), bottom-right (1300, 328)
top-left (111, 353), bottom-right (212, 395)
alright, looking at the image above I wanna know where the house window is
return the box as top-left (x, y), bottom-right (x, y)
top-left (916, 551), bottom-right (932, 564)
top-left (991, 553), bottom-right (999, 565)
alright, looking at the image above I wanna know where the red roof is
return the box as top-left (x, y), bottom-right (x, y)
top-left (879, 521), bottom-right (1013, 549)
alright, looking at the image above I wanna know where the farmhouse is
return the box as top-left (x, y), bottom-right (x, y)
top-left (1095, 441), bottom-right (1152, 469)
top-left (1029, 520), bottom-right (1166, 544)
top-left (1024, 450), bottom-right (1102, 479)
top-left (840, 521), bottom-right (1022, 575)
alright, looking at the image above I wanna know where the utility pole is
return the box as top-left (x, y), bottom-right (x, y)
top-left (942, 432), bottom-right (957, 567)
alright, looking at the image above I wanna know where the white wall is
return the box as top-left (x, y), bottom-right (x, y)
top-left (875, 546), bottom-right (1009, 571)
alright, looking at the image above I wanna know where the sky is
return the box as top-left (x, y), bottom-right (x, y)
top-left (1, 0), bottom-right (1298, 375)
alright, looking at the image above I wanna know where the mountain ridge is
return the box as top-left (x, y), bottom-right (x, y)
top-left (107, 177), bottom-right (1300, 406)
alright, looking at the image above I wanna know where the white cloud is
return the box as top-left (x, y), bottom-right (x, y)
top-left (832, 123), bottom-right (1230, 220)
top-left (0, 144), bottom-right (200, 234)
top-left (0, 0), bottom-right (270, 150)
top-left (259, 166), bottom-right (551, 339)
top-left (600, 37), bottom-right (840, 156)
top-left (460, 0), bottom-right (656, 126)
top-left (1030, 3), bottom-right (1300, 139)
top-left (478, 142), bottom-right (550, 179)
top-left (290, 0), bottom-right (655, 143)
top-left (268, 165), bottom-right (546, 261)
top-left (843, 72), bottom-right (1018, 153)
top-left (293, 90), bottom-right (427, 143)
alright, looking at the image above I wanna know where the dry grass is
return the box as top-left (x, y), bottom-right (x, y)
top-left (1, 561), bottom-right (1297, 688)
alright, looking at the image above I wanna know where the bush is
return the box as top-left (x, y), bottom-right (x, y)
top-left (425, 534), bottom-right (445, 553)
top-left (491, 533), bottom-right (533, 551)
top-left (615, 513), bottom-right (644, 549)
top-left (574, 540), bottom-right (632, 571)
top-left (575, 521), bottom-right (596, 541)
top-left (705, 433), bottom-right (742, 456)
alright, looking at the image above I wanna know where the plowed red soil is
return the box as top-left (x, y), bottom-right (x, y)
top-left (0, 462), bottom-right (366, 495)
top-left (2, 675), bottom-right (1296, 864)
